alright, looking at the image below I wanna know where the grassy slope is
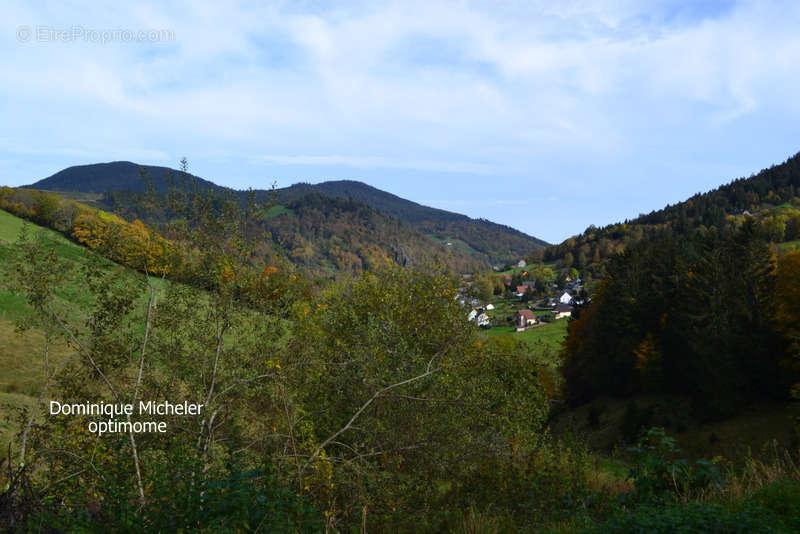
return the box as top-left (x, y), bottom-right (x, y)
top-left (0, 208), bottom-right (168, 450)
top-left (0, 208), bottom-right (28, 243)
top-left (425, 234), bottom-right (484, 259)
top-left (32, 189), bottom-right (106, 209)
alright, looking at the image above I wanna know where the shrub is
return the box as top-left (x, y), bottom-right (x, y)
top-left (749, 478), bottom-right (800, 532)
top-left (623, 427), bottom-right (723, 503)
top-left (578, 503), bottom-right (789, 534)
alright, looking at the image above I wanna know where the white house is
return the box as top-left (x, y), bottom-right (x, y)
top-left (485, 303), bottom-right (495, 310)
top-left (516, 259), bottom-right (527, 268)
top-left (467, 309), bottom-right (478, 321)
top-left (476, 312), bottom-right (490, 327)
top-left (558, 291), bottom-right (572, 304)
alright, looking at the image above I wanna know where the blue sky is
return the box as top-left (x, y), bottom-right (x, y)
top-left (2, 1), bottom-right (800, 243)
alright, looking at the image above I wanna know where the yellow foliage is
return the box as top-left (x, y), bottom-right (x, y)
top-left (220, 264), bottom-right (235, 282)
top-left (71, 212), bottom-right (109, 249)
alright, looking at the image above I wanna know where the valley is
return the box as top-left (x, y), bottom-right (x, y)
top-left (1, 152), bottom-right (798, 532)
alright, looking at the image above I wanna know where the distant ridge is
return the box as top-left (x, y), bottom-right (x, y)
top-left (26, 161), bottom-right (548, 265)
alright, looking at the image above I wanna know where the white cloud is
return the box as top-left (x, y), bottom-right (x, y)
top-left (2, 0), bottom-right (800, 241)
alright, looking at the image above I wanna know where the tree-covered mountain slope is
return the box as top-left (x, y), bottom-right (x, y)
top-left (27, 161), bottom-right (547, 266)
top-left (279, 180), bottom-right (549, 262)
top-left (536, 151), bottom-right (800, 276)
top-left (25, 161), bottom-right (227, 195)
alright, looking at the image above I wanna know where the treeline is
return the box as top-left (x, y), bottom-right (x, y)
top-left (1, 187), bottom-right (199, 281)
top-left (536, 151), bottom-right (800, 274)
top-left (561, 219), bottom-right (800, 419)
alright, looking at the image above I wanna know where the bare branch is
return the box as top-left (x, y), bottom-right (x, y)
top-left (300, 358), bottom-right (439, 476)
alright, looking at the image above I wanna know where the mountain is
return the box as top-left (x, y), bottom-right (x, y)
top-left (27, 161), bottom-right (227, 195)
top-left (27, 161), bottom-right (548, 266)
top-left (276, 180), bottom-right (548, 264)
top-left (536, 151), bottom-right (800, 275)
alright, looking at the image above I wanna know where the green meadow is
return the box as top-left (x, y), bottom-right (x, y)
top-left (482, 317), bottom-right (569, 351)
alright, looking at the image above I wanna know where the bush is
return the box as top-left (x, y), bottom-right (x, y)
top-left (623, 427), bottom-right (723, 504)
top-left (578, 503), bottom-right (789, 534)
top-left (22, 458), bottom-right (323, 533)
top-left (749, 478), bottom-right (800, 532)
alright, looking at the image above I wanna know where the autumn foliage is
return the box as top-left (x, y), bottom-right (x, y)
top-left (1, 187), bottom-right (183, 278)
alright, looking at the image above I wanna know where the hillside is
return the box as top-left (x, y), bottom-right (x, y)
top-left (26, 161), bottom-right (227, 195)
top-left (555, 152), bottom-right (800, 429)
top-left (100, 189), bottom-right (484, 276)
top-left (537, 151), bottom-right (800, 275)
top-left (279, 180), bottom-right (548, 262)
top-left (0, 207), bottom-right (172, 452)
top-left (27, 161), bottom-right (547, 266)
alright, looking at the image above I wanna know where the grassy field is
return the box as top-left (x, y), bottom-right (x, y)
top-left (482, 318), bottom-right (569, 351)
top-left (425, 234), bottom-right (483, 258)
top-left (496, 260), bottom-right (559, 275)
top-left (496, 263), bottom-right (535, 275)
top-left (0, 208), bottom-right (169, 451)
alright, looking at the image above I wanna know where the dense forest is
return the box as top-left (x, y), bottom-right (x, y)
top-left (556, 153), bottom-right (800, 424)
top-left (534, 152), bottom-right (800, 277)
top-left (561, 221), bottom-right (799, 419)
top-left (28, 161), bottom-right (547, 267)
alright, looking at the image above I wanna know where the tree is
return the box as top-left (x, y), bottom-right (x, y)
top-left (775, 251), bottom-right (800, 397)
top-left (288, 265), bottom-right (550, 528)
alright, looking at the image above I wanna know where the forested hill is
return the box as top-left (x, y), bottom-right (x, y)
top-left (536, 151), bottom-right (800, 275)
top-left (27, 161), bottom-right (548, 265)
top-left (279, 180), bottom-right (467, 223)
top-left (26, 161), bottom-right (227, 195)
top-left (278, 180), bottom-right (549, 262)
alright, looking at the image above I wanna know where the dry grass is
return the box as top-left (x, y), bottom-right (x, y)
top-left (719, 442), bottom-right (800, 502)
top-left (0, 318), bottom-right (73, 453)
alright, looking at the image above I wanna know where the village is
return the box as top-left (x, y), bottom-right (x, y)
top-left (457, 259), bottom-right (589, 350)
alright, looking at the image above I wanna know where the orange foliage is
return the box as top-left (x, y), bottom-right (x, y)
top-left (260, 266), bottom-right (279, 279)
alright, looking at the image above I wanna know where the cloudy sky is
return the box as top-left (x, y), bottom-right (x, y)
top-left (2, 1), bottom-right (800, 243)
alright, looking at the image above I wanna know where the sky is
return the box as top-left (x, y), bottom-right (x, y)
top-left (2, 1), bottom-right (800, 244)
